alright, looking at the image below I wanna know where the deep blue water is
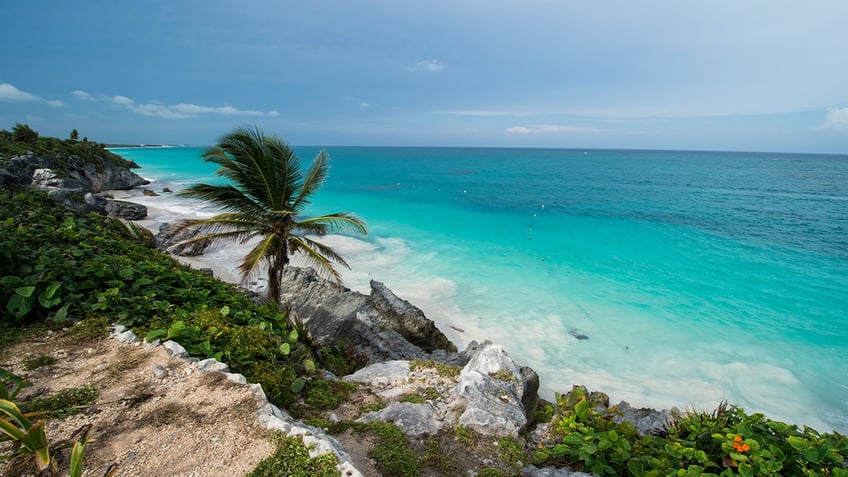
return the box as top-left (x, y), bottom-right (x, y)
top-left (112, 146), bottom-right (848, 432)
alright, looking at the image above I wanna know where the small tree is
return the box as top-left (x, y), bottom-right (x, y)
top-left (12, 124), bottom-right (38, 144)
top-left (70, 129), bottom-right (79, 141)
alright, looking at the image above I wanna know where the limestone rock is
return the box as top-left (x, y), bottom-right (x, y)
top-left (358, 402), bottom-right (442, 436)
top-left (279, 267), bottom-right (456, 364)
top-left (610, 401), bottom-right (672, 436)
top-left (104, 200), bottom-right (148, 220)
top-left (451, 342), bottom-right (529, 437)
top-left (162, 340), bottom-right (188, 358)
top-left (0, 152), bottom-right (147, 192)
top-left (343, 360), bottom-right (411, 388)
top-left (197, 358), bottom-right (230, 374)
top-left (521, 465), bottom-right (598, 477)
top-left (370, 280), bottom-right (456, 352)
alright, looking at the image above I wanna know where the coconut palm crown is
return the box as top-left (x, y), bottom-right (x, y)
top-left (177, 126), bottom-right (367, 305)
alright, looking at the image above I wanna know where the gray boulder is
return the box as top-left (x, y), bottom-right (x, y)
top-left (370, 280), bottom-right (457, 353)
top-left (450, 342), bottom-right (531, 437)
top-left (358, 402), bottom-right (441, 436)
top-left (2, 152), bottom-right (147, 192)
top-left (279, 267), bottom-right (456, 364)
top-left (521, 466), bottom-right (597, 477)
top-left (104, 200), bottom-right (148, 220)
top-left (610, 401), bottom-right (672, 436)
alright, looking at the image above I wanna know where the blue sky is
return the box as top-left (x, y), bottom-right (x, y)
top-left (2, 1), bottom-right (847, 153)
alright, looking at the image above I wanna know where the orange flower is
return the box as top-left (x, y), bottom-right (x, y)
top-left (732, 436), bottom-right (750, 453)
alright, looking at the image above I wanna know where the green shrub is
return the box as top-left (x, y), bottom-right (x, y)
top-left (247, 432), bottom-right (339, 477)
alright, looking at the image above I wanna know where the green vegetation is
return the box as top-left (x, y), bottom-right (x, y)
top-left (22, 355), bottom-right (57, 370)
top-left (489, 368), bottom-right (516, 382)
top-left (0, 123), bottom-right (136, 170)
top-left (247, 432), bottom-right (340, 477)
top-left (18, 385), bottom-right (98, 419)
top-left (534, 387), bottom-right (848, 477)
top-left (1, 369), bottom-right (91, 476)
top-left (0, 188), bottom-right (320, 407)
top-left (363, 421), bottom-right (421, 477)
top-left (176, 126), bottom-right (367, 305)
top-left (303, 379), bottom-right (357, 410)
top-left (410, 358), bottom-right (461, 378)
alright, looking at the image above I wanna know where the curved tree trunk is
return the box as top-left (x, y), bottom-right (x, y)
top-left (267, 254), bottom-right (288, 307)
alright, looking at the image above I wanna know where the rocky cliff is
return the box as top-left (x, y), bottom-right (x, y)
top-left (0, 152), bottom-right (150, 219)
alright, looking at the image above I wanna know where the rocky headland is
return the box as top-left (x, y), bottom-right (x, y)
top-left (0, 142), bottom-right (671, 476)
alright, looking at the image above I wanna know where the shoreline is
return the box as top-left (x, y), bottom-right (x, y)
top-left (108, 184), bottom-right (841, 434)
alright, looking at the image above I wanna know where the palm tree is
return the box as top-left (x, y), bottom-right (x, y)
top-left (177, 126), bottom-right (367, 305)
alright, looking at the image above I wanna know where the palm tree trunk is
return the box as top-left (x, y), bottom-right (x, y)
top-left (266, 247), bottom-right (288, 307)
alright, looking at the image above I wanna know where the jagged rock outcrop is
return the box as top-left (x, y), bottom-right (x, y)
top-left (279, 267), bottom-right (458, 364)
top-left (453, 343), bottom-right (532, 437)
top-left (155, 222), bottom-right (213, 256)
top-left (1, 152), bottom-right (148, 192)
top-left (1, 152), bottom-right (150, 219)
top-left (345, 342), bottom-right (540, 438)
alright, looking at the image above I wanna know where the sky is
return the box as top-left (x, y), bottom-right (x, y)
top-left (1, 1), bottom-right (847, 153)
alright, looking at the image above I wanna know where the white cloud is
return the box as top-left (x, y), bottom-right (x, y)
top-left (0, 82), bottom-right (63, 107)
top-left (111, 95), bottom-right (135, 106)
top-left (823, 107), bottom-right (848, 130)
top-left (360, 102), bottom-right (371, 108)
top-left (130, 103), bottom-right (192, 120)
top-left (70, 89), bottom-right (278, 119)
top-left (506, 124), bottom-right (604, 134)
top-left (0, 83), bottom-right (40, 102)
top-left (408, 59), bottom-right (446, 73)
top-left (442, 110), bottom-right (514, 117)
top-left (171, 103), bottom-right (265, 116)
top-left (72, 90), bottom-right (93, 100)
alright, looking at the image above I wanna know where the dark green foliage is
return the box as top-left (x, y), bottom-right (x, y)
top-left (534, 387), bottom-right (848, 476)
top-left (12, 123), bottom-right (38, 143)
top-left (246, 432), bottom-right (340, 477)
top-left (0, 189), bottom-right (320, 409)
top-left (363, 421), bottom-right (421, 477)
top-left (303, 379), bottom-right (357, 410)
top-left (18, 385), bottom-right (98, 419)
top-left (319, 339), bottom-right (367, 377)
top-left (0, 124), bottom-right (136, 170)
top-left (177, 125), bottom-right (367, 304)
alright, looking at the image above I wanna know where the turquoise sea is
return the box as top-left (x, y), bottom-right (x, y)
top-left (112, 146), bottom-right (848, 433)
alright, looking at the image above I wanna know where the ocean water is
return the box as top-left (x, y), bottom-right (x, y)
top-left (112, 146), bottom-right (848, 432)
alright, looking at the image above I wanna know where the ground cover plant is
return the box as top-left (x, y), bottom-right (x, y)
top-left (0, 188), bottom-right (316, 407)
top-left (533, 386), bottom-right (848, 476)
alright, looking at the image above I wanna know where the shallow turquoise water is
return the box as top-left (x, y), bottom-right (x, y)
top-left (113, 146), bottom-right (848, 432)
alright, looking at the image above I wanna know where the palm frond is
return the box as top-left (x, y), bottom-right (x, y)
top-left (292, 150), bottom-right (330, 213)
top-left (237, 234), bottom-right (281, 285)
top-left (289, 235), bottom-right (351, 284)
top-left (297, 212), bottom-right (368, 236)
top-left (179, 183), bottom-right (266, 215)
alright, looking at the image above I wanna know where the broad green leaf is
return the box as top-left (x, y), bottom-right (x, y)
top-left (14, 286), bottom-right (36, 298)
top-left (118, 268), bottom-right (133, 279)
top-left (288, 329), bottom-right (298, 343)
top-left (303, 359), bottom-right (316, 374)
top-left (0, 276), bottom-right (23, 288)
top-left (290, 378), bottom-right (306, 393)
top-left (21, 420), bottom-right (50, 470)
top-left (279, 343), bottom-right (291, 355)
top-left (145, 329), bottom-right (168, 342)
top-left (220, 305), bottom-right (230, 317)
top-left (44, 282), bottom-right (61, 299)
top-left (52, 304), bottom-right (70, 325)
